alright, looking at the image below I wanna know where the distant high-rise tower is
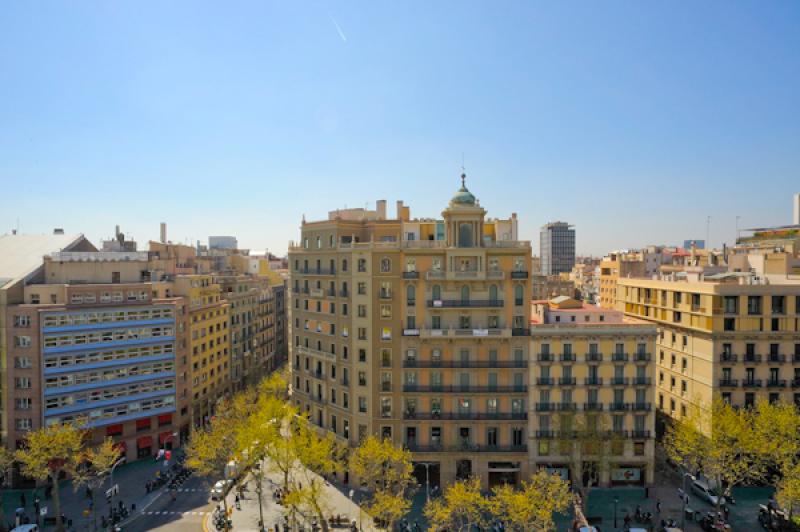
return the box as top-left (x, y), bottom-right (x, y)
top-left (540, 221), bottom-right (575, 275)
top-left (793, 193), bottom-right (800, 225)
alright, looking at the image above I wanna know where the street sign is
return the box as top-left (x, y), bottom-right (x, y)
top-left (106, 484), bottom-right (119, 497)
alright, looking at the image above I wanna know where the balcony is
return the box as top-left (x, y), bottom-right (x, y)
top-left (743, 354), bottom-right (762, 363)
top-left (632, 377), bottom-right (652, 386)
top-left (425, 271), bottom-right (446, 280)
top-left (718, 379), bottom-right (739, 387)
top-left (633, 352), bottom-right (651, 362)
top-left (511, 328), bottom-right (530, 337)
top-left (381, 382), bottom-right (392, 392)
top-left (631, 430), bottom-right (652, 439)
top-left (403, 411), bottom-right (527, 421)
top-left (610, 377), bottom-right (629, 385)
top-left (402, 329), bottom-right (420, 337)
top-left (720, 353), bottom-right (738, 363)
top-left (510, 271), bottom-right (529, 279)
top-left (535, 403), bottom-right (558, 412)
top-left (559, 403), bottom-right (578, 411)
top-left (792, 378), bottom-right (800, 388)
top-left (487, 271), bottom-right (505, 280)
top-left (402, 271), bottom-right (420, 279)
top-left (339, 290), bottom-right (349, 298)
top-left (300, 268), bottom-right (336, 276)
top-left (535, 430), bottom-right (557, 438)
top-left (584, 377), bottom-right (604, 386)
top-left (609, 403), bottom-right (629, 411)
top-left (536, 378), bottom-right (554, 385)
top-left (313, 370), bottom-right (325, 380)
top-left (402, 359), bottom-right (528, 369)
top-left (559, 353), bottom-right (577, 362)
top-left (767, 354), bottom-right (787, 364)
top-left (767, 379), bottom-right (787, 388)
top-left (611, 353), bottom-right (629, 362)
top-left (583, 402), bottom-right (604, 411)
top-left (340, 377), bottom-right (349, 386)
top-left (631, 403), bottom-right (652, 411)
top-left (537, 353), bottom-right (554, 362)
top-left (558, 377), bottom-right (577, 386)
top-left (402, 385), bottom-right (526, 394)
top-left (794, 354), bottom-right (800, 363)
top-left (405, 443), bottom-right (527, 453)
top-left (742, 379), bottom-right (763, 388)
top-left (585, 353), bottom-right (603, 362)
top-left (427, 299), bottom-right (504, 308)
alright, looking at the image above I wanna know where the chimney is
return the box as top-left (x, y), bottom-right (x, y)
top-left (376, 200), bottom-right (387, 220)
top-left (160, 222), bottom-right (167, 243)
top-left (396, 200), bottom-right (404, 221)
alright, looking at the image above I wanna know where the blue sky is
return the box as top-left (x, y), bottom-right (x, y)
top-left (1, 1), bottom-right (798, 255)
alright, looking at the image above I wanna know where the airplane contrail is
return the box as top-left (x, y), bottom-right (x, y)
top-left (329, 14), bottom-right (347, 42)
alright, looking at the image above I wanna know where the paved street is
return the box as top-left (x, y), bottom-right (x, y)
top-left (206, 464), bottom-right (378, 532)
top-left (124, 476), bottom-right (214, 532)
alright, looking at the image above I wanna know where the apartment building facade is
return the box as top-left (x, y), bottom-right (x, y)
top-left (617, 273), bottom-right (800, 420)
top-left (217, 274), bottom-right (277, 391)
top-left (529, 297), bottom-right (656, 486)
top-left (289, 179), bottom-right (533, 488)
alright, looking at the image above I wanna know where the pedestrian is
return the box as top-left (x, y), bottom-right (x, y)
top-left (723, 505), bottom-right (730, 521)
top-left (656, 499), bottom-right (661, 514)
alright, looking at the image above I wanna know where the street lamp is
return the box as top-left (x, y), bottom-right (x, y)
top-left (418, 462), bottom-right (435, 502)
top-left (613, 497), bottom-right (619, 528)
top-left (681, 472), bottom-right (695, 530)
top-left (108, 457), bottom-right (125, 521)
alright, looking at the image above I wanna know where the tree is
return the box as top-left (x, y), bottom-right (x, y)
top-left (187, 391), bottom-right (255, 530)
top-left (424, 476), bottom-right (491, 532)
top-left (15, 422), bottom-right (86, 532)
top-left (664, 398), bottom-right (766, 511)
top-left (72, 439), bottom-right (121, 531)
top-left (492, 470), bottom-right (571, 532)
top-left (553, 411), bottom-right (622, 508)
top-left (753, 400), bottom-right (800, 517)
top-left (0, 447), bottom-right (15, 532)
top-left (285, 415), bottom-right (339, 532)
top-left (776, 462), bottom-right (800, 517)
top-left (237, 376), bottom-right (292, 529)
top-left (350, 436), bottom-right (414, 530)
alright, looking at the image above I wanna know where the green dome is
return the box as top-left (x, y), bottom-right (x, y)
top-left (450, 173), bottom-right (476, 206)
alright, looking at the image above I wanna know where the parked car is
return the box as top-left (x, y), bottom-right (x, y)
top-left (11, 525), bottom-right (40, 532)
top-left (691, 479), bottom-right (725, 506)
top-left (210, 479), bottom-right (233, 500)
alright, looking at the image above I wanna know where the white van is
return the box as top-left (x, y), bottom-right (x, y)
top-left (691, 479), bottom-right (725, 506)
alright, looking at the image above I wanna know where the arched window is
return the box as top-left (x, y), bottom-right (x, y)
top-left (489, 285), bottom-right (498, 303)
top-left (342, 259), bottom-right (348, 272)
top-left (342, 281), bottom-right (348, 296)
top-left (407, 285), bottom-right (416, 305)
top-left (514, 285), bottom-right (524, 305)
top-left (461, 285), bottom-right (470, 303)
top-left (316, 236), bottom-right (321, 249)
top-left (432, 285), bottom-right (441, 301)
top-left (330, 259), bottom-right (335, 273)
top-left (458, 223), bottom-right (473, 247)
top-left (380, 257), bottom-right (391, 273)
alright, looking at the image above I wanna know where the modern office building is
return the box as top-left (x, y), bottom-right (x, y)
top-left (209, 236), bottom-right (238, 250)
top-left (540, 222), bottom-right (575, 276)
top-left (289, 176), bottom-right (533, 488)
top-left (617, 270), bottom-right (800, 420)
top-left (529, 297), bottom-right (656, 486)
top-left (4, 250), bottom-right (191, 482)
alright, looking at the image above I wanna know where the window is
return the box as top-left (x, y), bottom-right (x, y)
top-left (723, 296), bottom-right (738, 314)
top-left (358, 305), bottom-right (367, 318)
top-left (380, 258), bottom-right (391, 273)
top-left (359, 349), bottom-right (367, 363)
top-left (432, 285), bottom-right (441, 301)
top-left (489, 285), bottom-right (498, 303)
top-left (14, 336), bottom-right (31, 348)
top-left (773, 296), bottom-right (786, 315)
top-left (13, 315), bottom-right (31, 327)
top-left (342, 259), bottom-right (348, 272)
top-left (15, 419), bottom-right (33, 431)
top-left (358, 259), bottom-right (367, 272)
top-left (407, 285), bottom-right (416, 306)
top-left (514, 285), bottom-right (524, 306)
top-left (380, 282), bottom-right (392, 299)
top-left (14, 356), bottom-right (32, 368)
top-left (15, 377), bottom-right (31, 389)
top-left (381, 397), bottom-right (392, 418)
top-left (15, 398), bottom-right (31, 410)
top-left (380, 304), bottom-right (392, 319)
top-left (358, 397), bottom-right (367, 413)
top-left (748, 296), bottom-right (762, 315)
top-left (724, 318), bottom-right (735, 331)
top-left (406, 258), bottom-right (416, 272)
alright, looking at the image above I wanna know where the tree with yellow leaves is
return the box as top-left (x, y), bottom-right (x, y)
top-left (424, 476), bottom-right (492, 532)
top-left (14, 422), bottom-right (86, 532)
top-left (753, 400), bottom-right (800, 516)
top-left (284, 415), bottom-right (339, 532)
top-left (664, 398), bottom-right (766, 511)
top-left (350, 436), bottom-right (414, 530)
top-left (187, 390), bottom-right (256, 530)
top-left (72, 438), bottom-right (122, 531)
top-left (492, 470), bottom-right (571, 532)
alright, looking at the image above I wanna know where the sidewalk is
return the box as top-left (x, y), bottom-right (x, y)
top-left (205, 463), bottom-right (378, 532)
top-left (2, 451), bottom-right (182, 531)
